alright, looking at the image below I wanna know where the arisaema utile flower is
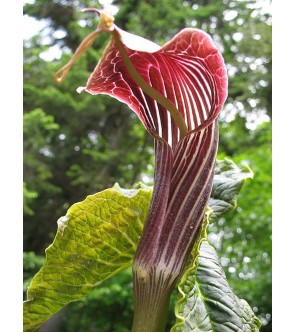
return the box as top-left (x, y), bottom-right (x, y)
top-left (55, 7), bottom-right (228, 331)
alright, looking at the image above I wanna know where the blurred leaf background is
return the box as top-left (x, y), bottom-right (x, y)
top-left (23, 0), bottom-right (272, 331)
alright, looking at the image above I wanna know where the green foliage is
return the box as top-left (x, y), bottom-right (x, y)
top-left (119, 0), bottom-right (191, 43)
top-left (59, 268), bottom-right (134, 332)
top-left (24, 186), bottom-right (152, 332)
top-left (214, 122), bottom-right (272, 330)
top-left (173, 241), bottom-right (261, 332)
top-left (23, 108), bottom-right (60, 186)
top-left (23, 252), bottom-right (45, 292)
top-left (23, 183), bottom-right (38, 216)
top-left (209, 158), bottom-right (253, 222)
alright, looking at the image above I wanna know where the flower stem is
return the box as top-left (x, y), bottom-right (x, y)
top-left (131, 273), bottom-right (172, 332)
top-left (130, 141), bottom-right (176, 332)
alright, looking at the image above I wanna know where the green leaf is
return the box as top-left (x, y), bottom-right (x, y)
top-left (208, 158), bottom-right (253, 222)
top-left (23, 185), bottom-right (152, 332)
top-left (172, 241), bottom-right (261, 332)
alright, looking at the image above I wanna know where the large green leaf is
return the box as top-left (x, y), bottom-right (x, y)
top-left (23, 185), bottom-right (152, 332)
top-left (172, 240), bottom-right (261, 332)
top-left (208, 158), bottom-right (253, 222)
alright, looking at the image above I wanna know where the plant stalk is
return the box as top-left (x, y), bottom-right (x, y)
top-left (130, 140), bottom-right (176, 332)
top-left (131, 269), bottom-right (173, 332)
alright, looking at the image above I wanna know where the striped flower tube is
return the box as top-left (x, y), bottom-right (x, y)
top-left (55, 8), bottom-right (228, 332)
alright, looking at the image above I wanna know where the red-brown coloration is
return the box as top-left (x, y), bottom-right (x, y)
top-left (82, 27), bottom-right (227, 148)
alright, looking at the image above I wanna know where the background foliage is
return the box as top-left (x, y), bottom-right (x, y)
top-left (23, 0), bottom-right (271, 331)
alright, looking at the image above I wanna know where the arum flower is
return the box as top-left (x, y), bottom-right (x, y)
top-left (55, 8), bottom-right (227, 332)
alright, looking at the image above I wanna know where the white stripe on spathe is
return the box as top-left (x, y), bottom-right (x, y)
top-left (159, 123), bottom-right (216, 264)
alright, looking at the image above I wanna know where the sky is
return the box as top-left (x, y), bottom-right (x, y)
top-left (23, 14), bottom-right (47, 40)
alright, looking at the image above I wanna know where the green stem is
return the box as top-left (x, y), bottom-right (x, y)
top-left (131, 265), bottom-right (174, 332)
top-left (131, 296), bottom-right (170, 332)
top-left (112, 30), bottom-right (188, 139)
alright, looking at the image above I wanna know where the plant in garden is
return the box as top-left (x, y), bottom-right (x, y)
top-left (24, 6), bottom-right (261, 332)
